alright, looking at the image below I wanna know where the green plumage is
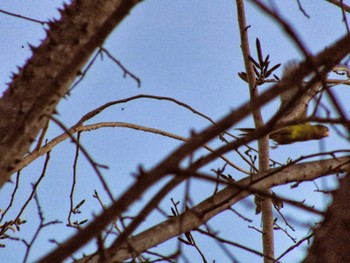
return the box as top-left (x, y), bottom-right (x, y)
top-left (238, 61), bottom-right (329, 147)
top-left (269, 124), bottom-right (329, 144)
top-left (238, 124), bottom-right (329, 145)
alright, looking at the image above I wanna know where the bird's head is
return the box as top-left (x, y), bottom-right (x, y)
top-left (314, 125), bottom-right (330, 138)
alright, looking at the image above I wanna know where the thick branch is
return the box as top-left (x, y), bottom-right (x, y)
top-left (77, 156), bottom-right (350, 262)
top-left (38, 33), bottom-right (350, 262)
top-left (0, 0), bottom-right (141, 186)
top-left (303, 169), bottom-right (350, 262)
top-left (236, 1), bottom-right (273, 260)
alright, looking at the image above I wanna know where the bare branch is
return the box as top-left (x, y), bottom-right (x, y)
top-left (0, 0), bottom-right (141, 186)
top-left (77, 156), bottom-right (350, 262)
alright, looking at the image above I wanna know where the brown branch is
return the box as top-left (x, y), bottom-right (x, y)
top-left (38, 34), bottom-right (350, 262)
top-left (67, 132), bottom-right (81, 228)
top-left (251, 0), bottom-right (310, 58)
top-left (195, 228), bottom-right (267, 259)
top-left (325, 87), bottom-right (350, 133)
top-left (50, 117), bottom-right (114, 202)
top-left (100, 47), bottom-right (141, 87)
top-left (303, 169), bottom-right (350, 262)
top-left (0, 0), bottom-right (141, 187)
top-left (77, 156), bottom-right (350, 262)
top-left (326, 0), bottom-right (350, 13)
top-left (17, 121), bottom-right (248, 174)
top-left (236, 1), bottom-right (273, 260)
top-left (109, 177), bottom-right (183, 258)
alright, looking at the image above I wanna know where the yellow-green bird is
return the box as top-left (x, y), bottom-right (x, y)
top-left (238, 124), bottom-right (329, 146)
top-left (239, 61), bottom-right (329, 147)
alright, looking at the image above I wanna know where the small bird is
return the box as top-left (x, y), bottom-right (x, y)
top-left (238, 61), bottom-right (329, 147)
top-left (246, 61), bottom-right (330, 215)
top-left (238, 123), bottom-right (329, 146)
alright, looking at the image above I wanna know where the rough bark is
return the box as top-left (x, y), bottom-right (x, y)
top-left (1, 2), bottom-right (350, 262)
top-left (39, 33), bottom-right (350, 262)
top-left (303, 169), bottom-right (350, 263)
top-left (0, 0), bottom-right (141, 187)
top-left (76, 156), bottom-right (350, 262)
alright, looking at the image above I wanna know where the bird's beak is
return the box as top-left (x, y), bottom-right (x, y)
top-left (324, 130), bottom-right (330, 137)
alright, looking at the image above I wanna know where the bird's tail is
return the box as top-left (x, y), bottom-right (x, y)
top-left (236, 128), bottom-right (255, 136)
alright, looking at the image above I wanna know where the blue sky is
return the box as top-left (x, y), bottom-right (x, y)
top-left (0, 1), bottom-right (349, 262)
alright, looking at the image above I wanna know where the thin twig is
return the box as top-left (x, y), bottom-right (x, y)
top-left (50, 116), bottom-right (114, 202)
top-left (0, 9), bottom-right (47, 25)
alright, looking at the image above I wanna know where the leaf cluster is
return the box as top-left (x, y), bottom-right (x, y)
top-left (239, 38), bottom-right (281, 85)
